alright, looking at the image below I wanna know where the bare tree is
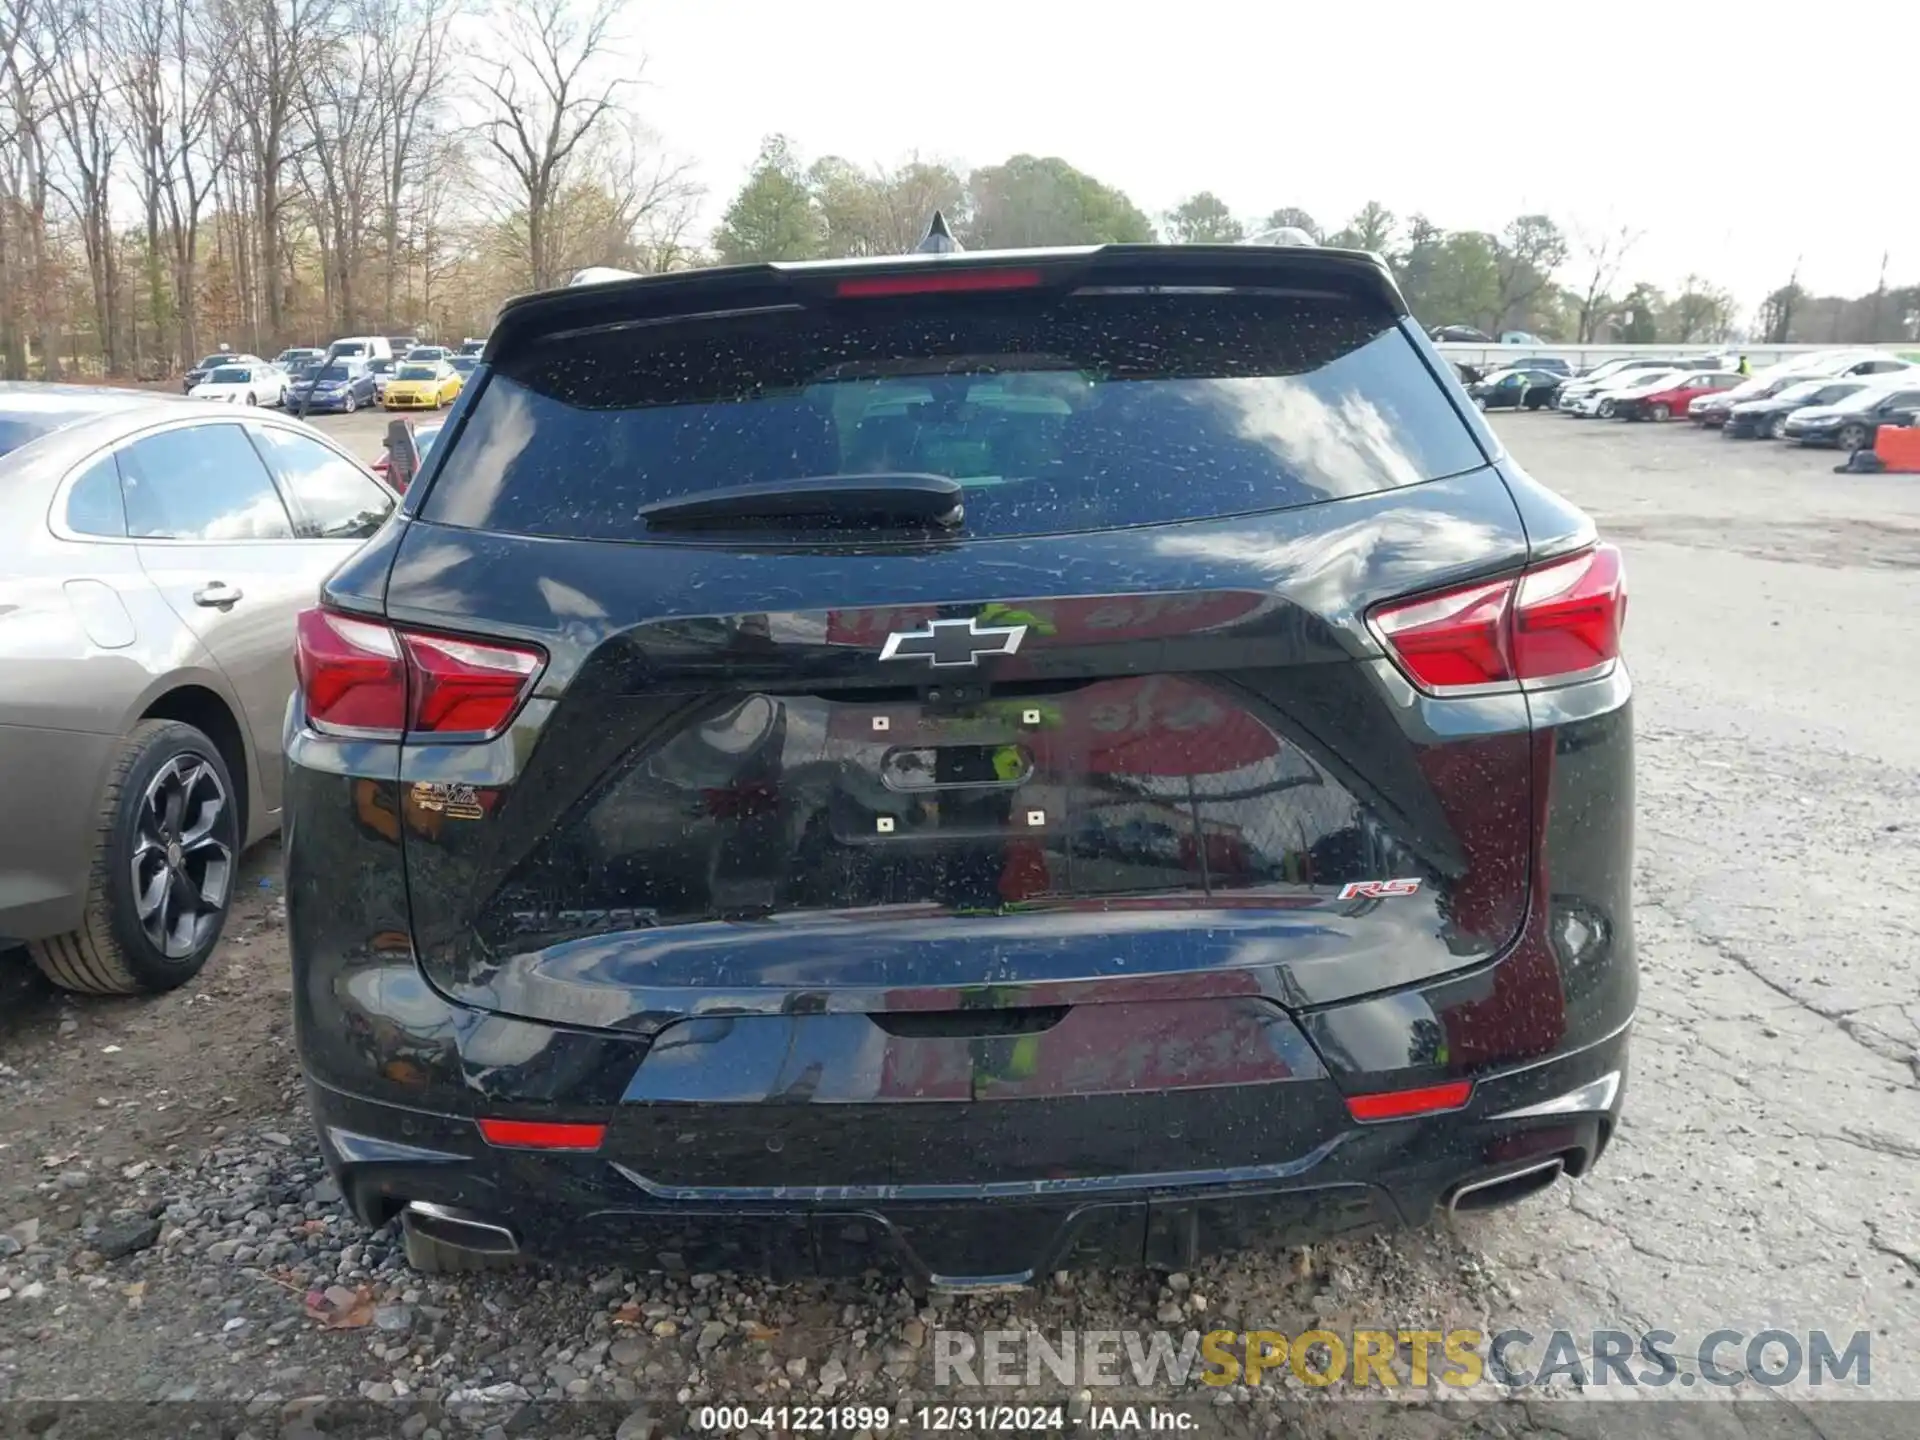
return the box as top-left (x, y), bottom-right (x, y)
top-left (474, 0), bottom-right (629, 291)
top-left (0, 0), bottom-right (53, 375)
top-left (41, 0), bottom-right (124, 372)
top-left (293, 22), bottom-right (383, 331)
top-left (109, 0), bottom-right (183, 368)
top-left (162, 0), bottom-right (228, 366)
top-left (366, 0), bottom-right (458, 326)
top-left (1570, 218), bottom-right (1640, 343)
top-left (212, 0), bottom-right (341, 348)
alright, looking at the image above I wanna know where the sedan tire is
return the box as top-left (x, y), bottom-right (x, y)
top-left (1766, 413), bottom-right (1787, 440)
top-left (28, 720), bottom-right (240, 996)
top-left (1838, 423), bottom-right (1870, 452)
top-left (343, 392), bottom-right (358, 415)
top-left (1649, 402), bottom-right (1671, 422)
top-left (1597, 399), bottom-right (1616, 419)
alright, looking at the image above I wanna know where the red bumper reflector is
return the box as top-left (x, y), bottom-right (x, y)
top-left (476, 1118), bottom-right (607, 1151)
top-left (835, 268), bottom-right (1043, 298)
top-left (1345, 1080), bottom-right (1473, 1123)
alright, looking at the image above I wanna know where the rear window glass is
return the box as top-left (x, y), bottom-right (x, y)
top-left (1, 414), bottom-right (99, 457)
top-left (422, 292), bottom-right (1483, 541)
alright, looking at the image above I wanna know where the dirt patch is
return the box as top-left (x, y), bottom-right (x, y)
top-left (1599, 514), bottom-right (1920, 569)
top-left (0, 842), bottom-right (295, 1247)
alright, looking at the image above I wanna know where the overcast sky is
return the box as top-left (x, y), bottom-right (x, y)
top-left (629, 1), bottom-right (1916, 313)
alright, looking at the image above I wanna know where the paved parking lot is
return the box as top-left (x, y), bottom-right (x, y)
top-left (3, 411), bottom-right (1918, 1424)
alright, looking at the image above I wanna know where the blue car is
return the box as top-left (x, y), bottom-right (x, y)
top-left (285, 359), bottom-right (377, 414)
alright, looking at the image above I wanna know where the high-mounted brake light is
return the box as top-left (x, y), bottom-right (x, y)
top-left (476, 1118), bottom-right (606, 1151)
top-left (295, 607), bottom-right (545, 740)
top-left (1369, 544), bottom-right (1626, 696)
top-left (1345, 1080), bottom-right (1473, 1123)
top-left (835, 268), bottom-right (1044, 298)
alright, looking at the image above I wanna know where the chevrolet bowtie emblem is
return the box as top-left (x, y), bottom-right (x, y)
top-left (878, 616), bottom-right (1028, 669)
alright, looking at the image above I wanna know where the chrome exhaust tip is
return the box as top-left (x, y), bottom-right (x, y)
top-left (402, 1200), bottom-right (520, 1255)
top-left (1445, 1157), bottom-right (1565, 1218)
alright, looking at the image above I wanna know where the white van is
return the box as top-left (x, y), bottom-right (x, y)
top-left (328, 335), bottom-right (394, 362)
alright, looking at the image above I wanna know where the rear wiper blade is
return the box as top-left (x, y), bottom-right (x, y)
top-left (638, 474), bottom-right (965, 531)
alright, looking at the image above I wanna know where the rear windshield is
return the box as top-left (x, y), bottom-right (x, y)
top-left (0, 412), bottom-right (105, 457)
top-left (422, 291), bottom-right (1483, 541)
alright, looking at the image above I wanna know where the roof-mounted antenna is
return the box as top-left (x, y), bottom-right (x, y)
top-left (915, 211), bottom-right (962, 255)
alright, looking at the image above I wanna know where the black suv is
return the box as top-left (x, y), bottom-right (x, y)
top-left (286, 238), bottom-right (1636, 1282)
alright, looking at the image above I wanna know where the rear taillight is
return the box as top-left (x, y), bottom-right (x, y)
top-left (295, 607), bottom-right (544, 740)
top-left (1345, 1079), bottom-right (1473, 1123)
top-left (476, 1118), bottom-right (605, 1151)
top-left (1370, 544), bottom-right (1626, 695)
top-left (834, 267), bottom-right (1043, 298)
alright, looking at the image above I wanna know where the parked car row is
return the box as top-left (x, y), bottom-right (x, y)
top-left (1466, 348), bottom-right (1916, 452)
top-left (280, 344), bottom-right (470, 415)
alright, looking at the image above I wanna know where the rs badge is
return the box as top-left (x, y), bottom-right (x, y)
top-left (1337, 878), bottom-right (1423, 900)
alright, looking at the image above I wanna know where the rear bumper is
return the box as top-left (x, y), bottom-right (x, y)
top-left (0, 723), bottom-right (115, 943)
top-left (305, 1020), bottom-right (1626, 1282)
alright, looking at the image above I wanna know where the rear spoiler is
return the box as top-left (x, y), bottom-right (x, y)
top-left (488, 244), bottom-right (1410, 362)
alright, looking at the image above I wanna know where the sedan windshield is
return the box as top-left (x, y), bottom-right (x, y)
top-left (1831, 386), bottom-right (1894, 412)
top-left (398, 364), bottom-right (439, 381)
top-left (1773, 380), bottom-right (1845, 405)
top-left (209, 367), bottom-right (251, 384)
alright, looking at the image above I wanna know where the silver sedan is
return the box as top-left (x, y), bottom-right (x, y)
top-left (0, 384), bottom-right (396, 993)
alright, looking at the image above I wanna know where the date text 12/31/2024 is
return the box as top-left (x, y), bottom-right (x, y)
top-left (695, 1405), bottom-right (1199, 1432)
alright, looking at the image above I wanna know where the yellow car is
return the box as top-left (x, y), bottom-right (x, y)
top-left (382, 361), bottom-right (461, 410)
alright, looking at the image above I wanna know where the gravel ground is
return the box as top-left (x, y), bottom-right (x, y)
top-left (3, 412), bottom-right (1919, 1433)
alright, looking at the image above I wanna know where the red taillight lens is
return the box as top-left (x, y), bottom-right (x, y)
top-left (295, 607), bottom-right (545, 741)
top-left (402, 631), bottom-right (543, 735)
top-left (1511, 545), bottom-right (1626, 682)
top-left (1369, 577), bottom-right (1513, 691)
top-left (295, 609), bottom-right (406, 733)
top-left (1345, 1080), bottom-right (1473, 1123)
top-left (834, 267), bottom-right (1043, 298)
top-left (476, 1118), bottom-right (605, 1151)
top-left (1370, 544), bottom-right (1626, 695)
